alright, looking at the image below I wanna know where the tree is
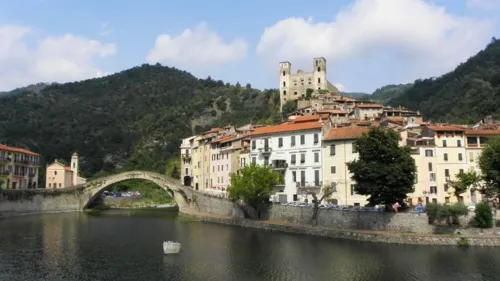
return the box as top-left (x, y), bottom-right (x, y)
top-left (228, 164), bottom-right (282, 219)
top-left (473, 202), bottom-right (493, 228)
top-left (303, 183), bottom-right (337, 225)
top-left (478, 136), bottom-right (500, 199)
top-left (305, 88), bottom-right (314, 100)
top-left (281, 100), bottom-right (297, 118)
top-left (447, 170), bottom-right (482, 201)
top-left (170, 165), bottom-right (180, 179)
top-left (245, 83), bottom-right (252, 89)
top-left (346, 127), bottom-right (416, 208)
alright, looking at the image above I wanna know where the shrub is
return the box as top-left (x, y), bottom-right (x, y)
top-left (425, 203), bottom-right (468, 225)
top-left (473, 202), bottom-right (493, 228)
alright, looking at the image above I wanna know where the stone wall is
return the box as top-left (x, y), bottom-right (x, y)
top-left (0, 190), bottom-right (86, 216)
top-left (190, 193), bottom-right (243, 218)
top-left (269, 204), bottom-right (432, 234)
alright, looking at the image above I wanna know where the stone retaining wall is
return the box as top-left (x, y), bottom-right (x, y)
top-left (180, 211), bottom-right (500, 247)
top-left (0, 191), bottom-right (86, 216)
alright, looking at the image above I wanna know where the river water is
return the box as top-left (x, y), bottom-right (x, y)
top-left (1, 210), bottom-right (500, 281)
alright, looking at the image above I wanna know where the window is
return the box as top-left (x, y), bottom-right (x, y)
top-left (352, 143), bottom-right (358, 153)
top-left (331, 166), bottom-right (336, 174)
top-left (264, 138), bottom-right (269, 148)
top-left (291, 136), bottom-right (296, 146)
top-left (457, 140), bottom-right (462, 147)
top-left (300, 171), bottom-right (306, 186)
top-left (314, 170), bottom-right (320, 186)
top-left (459, 169), bottom-right (464, 174)
top-left (252, 140), bottom-right (256, 150)
top-left (351, 185), bottom-right (358, 195)
top-left (300, 154), bottom-right (305, 164)
top-left (294, 91), bottom-right (297, 95)
top-left (282, 71), bottom-right (285, 76)
top-left (430, 173), bottom-right (436, 182)
top-left (317, 67), bottom-right (320, 72)
top-left (430, 186), bottom-right (437, 194)
top-left (442, 140), bottom-right (447, 147)
top-left (252, 157), bottom-right (256, 165)
top-left (292, 171), bottom-right (296, 182)
top-left (444, 184), bottom-right (449, 192)
top-left (283, 81), bottom-right (286, 87)
top-left (458, 153), bottom-right (463, 161)
top-left (300, 135), bottom-right (305, 145)
top-left (318, 78), bottom-right (321, 83)
top-left (445, 169), bottom-right (450, 178)
top-left (314, 152), bottom-right (319, 163)
top-left (59, 183), bottom-right (61, 188)
top-left (48, 183), bottom-right (51, 188)
top-left (444, 153), bottom-right (448, 161)
top-left (428, 162), bottom-right (433, 172)
top-left (54, 171), bottom-right (57, 175)
top-left (291, 154), bottom-right (296, 164)
top-left (314, 134), bottom-right (319, 144)
top-left (278, 137), bottom-right (283, 147)
top-left (283, 90), bottom-right (287, 96)
top-left (213, 166), bottom-right (215, 172)
top-left (425, 150), bottom-right (433, 157)
top-left (470, 152), bottom-right (474, 162)
top-left (330, 144), bottom-right (336, 156)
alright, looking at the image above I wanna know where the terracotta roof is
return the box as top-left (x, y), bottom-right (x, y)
top-left (250, 121), bottom-right (323, 136)
top-left (356, 104), bottom-right (383, 109)
top-left (427, 125), bottom-right (465, 132)
top-left (324, 126), bottom-right (370, 141)
top-left (317, 110), bottom-right (348, 115)
top-left (65, 167), bottom-right (73, 172)
top-left (416, 121), bottom-right (429, 126)
top-left (0, 144), bottom-right (40, 156)
top-left (205, 128), bottom-right (221, 134)
top-left (212, 135), bottom-right (235, 143)
top-left (465, 130), bottom-right (500, 136)
top-left (288, 114), bottom-right (329, 123)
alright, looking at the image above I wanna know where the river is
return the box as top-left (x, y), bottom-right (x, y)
top-left (1, 210), bottom-right (500, 281)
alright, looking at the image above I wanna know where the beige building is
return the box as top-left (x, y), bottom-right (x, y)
top-left (279, 57), bottom-right (339, 110)
top-left (0, 144), bottom-right (41, 189)
top-left (354, 104), bottom-right (384, 120)
top-left (46, 153), bottom-right (86, 189)
top-left (180, 136), bottom-right (196, 187)
top-left (321, 126), bottom-right (370, 206)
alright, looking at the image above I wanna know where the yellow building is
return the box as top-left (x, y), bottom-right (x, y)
top-left (45, 152), bottom-right (86, 188)
top-left (0, 144), bottom-right (41, 189)
top-left (321, 126), bottom-right (370, 206)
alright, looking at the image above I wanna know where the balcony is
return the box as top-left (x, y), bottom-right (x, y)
top-left (0, 170), bottom-right (10, 176)
top-left (259, 147), bottom-right (272, 154)
top-left (0, 157), bottom-right (11, 163)
top-left (271, 160), bottom-right (288, 170)
top-left (181, 153), bottom-right (191, 160)
top-left (296, 181), bottom-right (323, 190)
top-left (14, 159), bottom-right (29, 165)
top-left (29, 172), bottom-right (36, 178)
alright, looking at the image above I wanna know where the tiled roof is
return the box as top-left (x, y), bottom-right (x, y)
top-left (465, 130), bottom-right (500, 136)
top-left (0, 144), bottom-right (40, 156)
top-left (212, 135), bottom-right (235, 143)
top-left (324, 126), bottom-right (370, 141)
top-left (317, 110), bottom-right (348, 115)
top-left (65, 167), bottom-right (73, 172)
top-left (356, 104), bottom-right (383, 109)
top-left (205, 128), bottom-right (221, 134)
top-left (427, 125), bottom-right (465, 132)
top-left (250, 121), bottom-right (323, 137)
top-left (288, 114), bottom-right (329, 123)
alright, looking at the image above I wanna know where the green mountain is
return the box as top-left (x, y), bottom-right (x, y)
top-left (370, 84), bottom-right (413, 104)
top-left (0, 64), bottom-right (280, 177)
top-left (0, 83), bottom-right (52, 97)
top-left (388, 38), bottom-right (500, 123)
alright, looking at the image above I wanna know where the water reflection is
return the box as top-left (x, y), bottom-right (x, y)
top-left (2, 211), bottom-right (500, 281)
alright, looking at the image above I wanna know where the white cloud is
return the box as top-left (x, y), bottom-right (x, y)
top-left (146, 22), bottom-right (247, 70)
top-left (257, 0), bottom-right (493, 85)
top-left (0, 25), bottom-right (116, 91)
top-left (334, 83), bottom-right (346, 92)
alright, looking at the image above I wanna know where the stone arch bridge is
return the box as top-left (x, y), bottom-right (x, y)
top-left (80, 171), bottom-right (194, 209)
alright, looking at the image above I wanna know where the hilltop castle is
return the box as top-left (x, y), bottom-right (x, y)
top-left (279, 57), bottom-right (339, 110)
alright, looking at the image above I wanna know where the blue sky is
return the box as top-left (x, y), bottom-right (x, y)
top-left (0, 0), bottom-right (499, 93)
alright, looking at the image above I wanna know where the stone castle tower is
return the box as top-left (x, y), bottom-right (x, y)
top-left (70, 152), bottom-right (79, 186)
top-left (279, 57), bottom-right (338, 111)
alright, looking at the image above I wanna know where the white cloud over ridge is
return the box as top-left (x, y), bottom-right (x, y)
top-left (257, 0), bottom-right (493, 86)
top-left (0, 25), bottom-right (116, 91)
top-left (146, 22), bottom-right (247, 70)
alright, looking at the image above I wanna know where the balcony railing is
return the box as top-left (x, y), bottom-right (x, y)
top-left (0, 157), bottom-right (11, 163)
top-left (0, 170), bottom-right (11, 176)
top-left (296, 181), bottom-right (322, 189)
top-left (29, 161), bottom-right (40, 166)
top-left (272, 161), bottom-right (288, 170)
top-left (181, 153), bottom-right (191, 159)
top-left (259, 147), bottom-right (272, 154)
top-left (14, 159), bottom-right (29, 165)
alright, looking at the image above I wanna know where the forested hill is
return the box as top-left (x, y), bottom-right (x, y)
top-left (387, 38), bottom-right (500, 123)
top-left (0, 64), bottom-right (280, 176)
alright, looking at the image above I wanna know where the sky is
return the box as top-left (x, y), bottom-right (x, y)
top-left (0, 0), bottom-right (499, 93)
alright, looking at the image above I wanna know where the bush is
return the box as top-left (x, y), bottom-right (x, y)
top-left (473, 202), bottom-right (493, 228)
top-left (425, 203), bottom-right (468, 225)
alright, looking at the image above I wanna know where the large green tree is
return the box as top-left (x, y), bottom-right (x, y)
top-left (228, 164), bottom-right (282, 218)
top-left (281, 100), bottom-right (297, 118)
top-left (448, 170), bottom-right (482, 200)
top-left (478, 135), bottom-right (500, 198)
top-left (346, 127), bottom-right (417, 207)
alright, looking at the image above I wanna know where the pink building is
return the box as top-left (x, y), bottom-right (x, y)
top-left (210, 135), bottom-right (234, 191)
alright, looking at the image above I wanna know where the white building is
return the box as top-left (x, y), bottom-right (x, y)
top-left (249, 118), bottom-right (325, 203)
top-left (180, 136), bottom-right (196, 186)
top-left (322, 126), bottom-right (370, 206)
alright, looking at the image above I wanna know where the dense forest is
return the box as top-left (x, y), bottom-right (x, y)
top-left (0, 64), bottom-right (280, 177)
top-left (388, 38), bottom-right (500, 123)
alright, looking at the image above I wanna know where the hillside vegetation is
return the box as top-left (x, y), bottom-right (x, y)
top-left (388, 38), bottom-right (500, 123)
top-left (0, 64), bottom-right (280, 177)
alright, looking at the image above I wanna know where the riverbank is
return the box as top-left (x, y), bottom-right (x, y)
top-left (179, 207), bottom-right (500, 247)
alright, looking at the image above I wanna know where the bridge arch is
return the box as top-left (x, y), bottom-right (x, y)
top-left (81, 171), bottom-right (192, 209)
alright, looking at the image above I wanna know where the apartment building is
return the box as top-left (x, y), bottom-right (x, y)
top-left (180, 136), bottom-right (196, 187)
top-left (354, 104), bottom-right (384, 120)
top-left (249, 118), bottom-right (324, 203)
top-left (0, 144), bottom-right (41, 189)
top-left (210, 135), bottom-right (234, 191)
top-left (322, 126), bottom-right (370, 206)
